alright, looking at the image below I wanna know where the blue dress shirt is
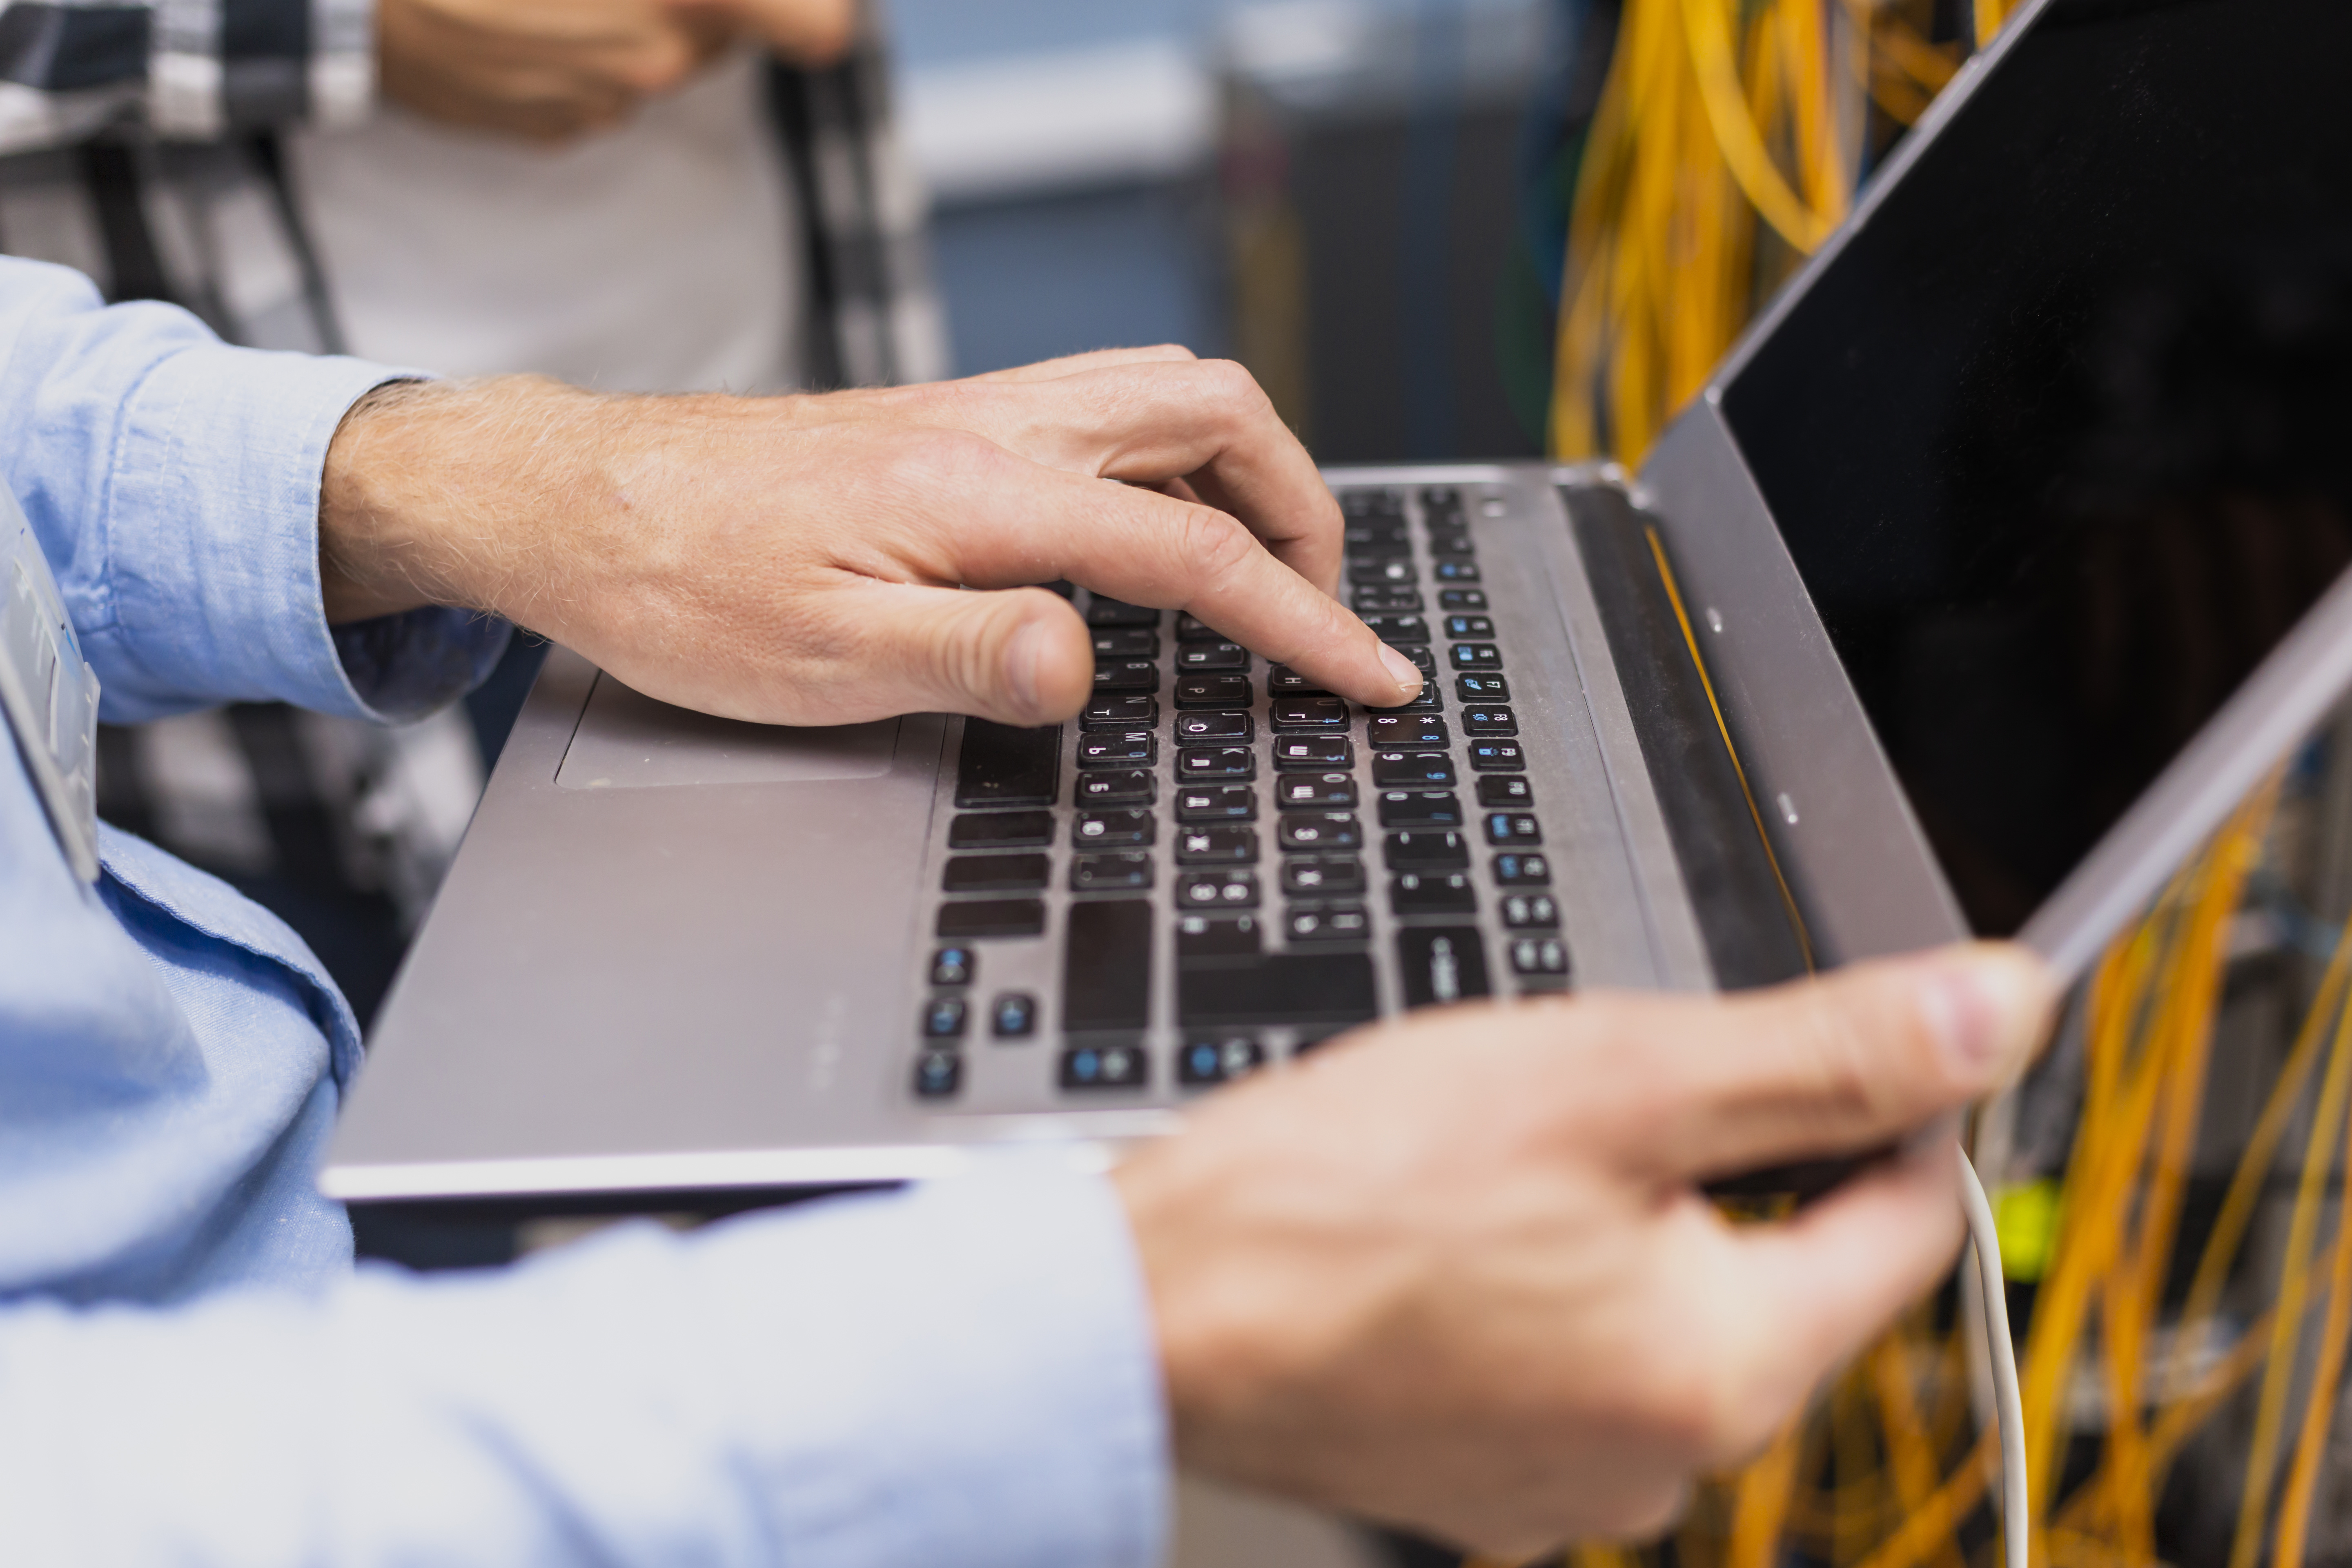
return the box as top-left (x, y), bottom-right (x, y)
top-left (0, 257), bottom-right (1166, 1566)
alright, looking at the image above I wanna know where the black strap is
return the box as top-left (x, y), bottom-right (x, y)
top-left (764, 58), bottom-right (845, 390)
top-left (75, 139), bottom-right (173, 304)
top-left (245, 129), bottom-right (348, 354)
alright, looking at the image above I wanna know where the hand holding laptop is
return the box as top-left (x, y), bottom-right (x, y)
top-left (316, 350), bottom-right (1425, 727)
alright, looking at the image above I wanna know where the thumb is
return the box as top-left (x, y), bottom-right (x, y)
top-left (835, 581), bottom-right (1094, 726)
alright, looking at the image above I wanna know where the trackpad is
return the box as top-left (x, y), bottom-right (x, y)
top-left (556, 673), bottom-right (900, 788)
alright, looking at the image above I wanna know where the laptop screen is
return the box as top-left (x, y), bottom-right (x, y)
top-left (1719, 0), bottom-right (2352, 935)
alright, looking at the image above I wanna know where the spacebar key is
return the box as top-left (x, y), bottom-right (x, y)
top-left (1064, 899), bottom-right (1152, 1031)
top-left (1179, 953), bottom-right (1377, 1028)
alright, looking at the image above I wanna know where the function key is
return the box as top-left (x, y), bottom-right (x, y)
top-left (1178, 869), bottom-right (1261, 909)
top-left (1071, 852), bottom-right (1154, 893)
top-left (1076, 731), bottom-right (1156, 768)
top-left (935, 898), bottom-right (1046, 939)
top-left (1425, 528), bottom-right (1477, 560)
top-left (1501, 893), bottom-right (1561, 929)
top-left (1437, 587), bottom-right (1488, 610)
top-left (1398, 927), bottom-right (1492, 1008)
top-left (1076, 769), bottom-right (1155, 805)
top-left (1378, 790), bottom-right (1466, 828)
top-left (913, 1050), bottom-right (962, 1099)
top-left (1074, 808), bottom-right (1155, 847)
top-left (1176, 710), bottom-right (1253, 742)
top-left (991, 992), bottom-right (1039, 1038)
top-left (1177, 912), bottom-right (1261, 958)
top-left (1272, 697), bottom-right (1350, 730)
top-left (943, 853), bottom-right (1049, 893)
top-left (1272, 735), bottom-right (1352, 770)
top-left (1276, 773), bottom-right (1358, 810)
top-left (1176, 783), bottom-right (1256, 822)
top-left (1367, 713), bottom-right (1448, 749)
top-left (1443, 615), bottom-right (1496, 639)
top-left (1419, 484), bottom-right (1463, 518)
top-left (1371, 751), bottom-right (1454, 788)
top-left (1341, 486), bottom-right (1406, 517)
top-left (1178, 746), bottom-right (1254, 780)
top-left (921, 996), bottom-right (969, 1038)
top-left (1390, 871), bottom-right (1477, 915)
top-left (1353, 586), bottom-right (1424, 614)
top-left (1176, 825), bottom-right (1259, 865)
top-left (1094, 659), bottom-right (1160, 693)
top-left (1085, 596), bottom-right (1160, 628)
top-left (1509, 936), bottom-right (1572, 984)
top-left (1348, 558), bottom-right (1417, 588)
top-left (1286, 903), bottom-right (1371, 943)
top-left (1384, 829), bottom-right (1469, 869)
top-left (1455, 674), bottom-right (1510, 701)
top-left (949, 809), bottom-right (1052, 850)
top-left (1175, 612), bottom-right (1225, 644)
top-left (1176, 674), bottom-right (1254, 708)
top-left (929, 947), bottom-right (976, 987)
top-left (1060, 1043), bottom-right (1148, 1091)
top-left (1282, 855), bottom-right (1366, 895)
top-left (1493, 852), bottom-right (1553, 886)
top-left (1449, 644), bottom-right (1503, 671)
top-left (1466, 739), bottom-right (1527, 771)
top-left (1091, 627), bottom-right (1159, 659)
top-left (1362, 614), bottom-right (1430, 645)
top-left (1177, 642), bottom-right (1251, 673)
top-left (1345, 519), bottom-right (1412, 555)
top-left (1484, 812), bottom-right (1543, 846)
top-left (1082, 694), bottom-right (1158, 729)
top-left (1277, 813), bottom-right (1363, 852)
top-left (1463, 706), bottom-right (1519, 735)
top-left (1475, 775), bottom-right (1534, 807)
top-left (1432, 559), bottom-right (1482, 583)
top-left (1178, 1035), bottom-right (1267, 1086)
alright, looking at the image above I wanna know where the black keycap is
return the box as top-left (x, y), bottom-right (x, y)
top-left (1177, 869), bottom-right (1261, 909)
top-left (1085, 597), bottom-right (1159, 627)
top-left (1390, 871), bottom-right (1477, 915)
top-left (913, 1050), bottom-right (962, 1099)
top-left (1354, 593), bottom-right (1423, 619)
top-left (1397, 927), bottom-right (1492, 1008)
top-left (1041, 579), bottom-right (1078, 599)
top-left (1082, 695), bottom-right (1158, 729)
top-left (1341, 486), bottom-right (1405, 516)
top-left (1401, 644), bottom-right (1440, 677)
top-left (1263, 666), bottom-right (1325, 698)
top-left (1455, 673), bottom-right (1510, 701)
top-left (1443, 615), bottom-right (1496, 639)
top-left (1176, 674), bottom-right (1254, 708)
top-left (1462, 706), bottom-right (1519, 735)
top-left (1076, 769), bottom-right (1154, 805)
top-left (1060, 1042), bottom-right (1148, 1090)
top-left (1091, 627), bottom-right (1159, 658)
top-left (1277, 813), bottom-right (1363, 852)
top-left (1384, 829), bottom-right (1469, 869)
top-left (1274, 773), bottom-right (1357, 810)
top-left (1074, 808), bottom-right (1154, 848)
top-left (1437, 587), bottom-right (1488, 610)
top-left (1271, 735), bottom-right (1352, 769)
top-left (930, 946), bottom-right (975, 987)
top-left (1419, 484), bottom-right (1462, 516)
top-left (1377, 790), bottom-right (1465, 828)
top-left (1175, 612), bottom-right (1224, 643)
top-left (1344, 521), bottom-right (1411, 554)
top-left (1071, 852), bottom-right (1154, 892)
top-left (1466, 739), bottom-right (1527, 771)
top-left (1449, 643), bottom-right (1502, 671)
top-left (922, 996), bottom-right (969, 1038)
top-left (1177, 912), bottom-right (1261, 958)
top-left (1432, 559), bottom-right (1481, 583)
top-left (1485, 811), bottom-right (1543, 846)
top-left (955, 720), bottom-right (1060, 808)
top-left (1426, 530), bottom-right (1477, 559)
top-left (1371, 751), bottom-right (1454, 788)
top-left (936, 898), bottom-right (1045, 939)
top-left (1063, 899), bottom-right (1152, 1031)
top-left (1177, 952), bottom-right (1378, 1027)
top-left (1094, 659), bottom-right (1160, 693)
top-left (1363, 614), bottom-right (1430, 645)
top-left (1176, 783), bottom-right (1256, 822)
top-left (1178, 1035), bottom-right (1266, 1086)
top-left (1347, 558), bottom-right (1417, 588)
top-left (1281, 855), bottom-right (1365, 895)
top-left (943, 853), bottom-right (1049, 893)
top-left (1367, 713), bottom-right (1448, 749)
top-left (1502, 893), bottom-right (1561, 929)
top-left (1272, 697), bottom-right (1350, 730)
top-left (1076, 730), bottom-right (1156, 768)
top-left (1493, 852), bottom-right (1553, 886)
top-left (1175, 710), bottom-right (1253, 742)
top-left (1178, 746), bottom-right (1254, 780)
top-left (1510, 936), bottom-right (1571, 980)
top-left (1286, 903), bottom-right (1371, 942)
top-left (1367, 684), bottom-right (1443, 714)
top-left (949, 810), bottom-right (1052, 849)
top-left (1178, 642), bottom-right (1250, 673)
top-left (991, 992), bottom-right (1038, 1038)
top-left (1176, 826), bottom-right (1258, 865)
top-left (1476, 775), bottom-right (1535, 807)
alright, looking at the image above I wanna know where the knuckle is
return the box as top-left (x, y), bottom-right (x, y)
top-left (1176, 506), bottom-right (1261, 586)
top-left (1192, 358), bottom-right (1270, 421)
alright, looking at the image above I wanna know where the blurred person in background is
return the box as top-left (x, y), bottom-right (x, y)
top-left (0, 0), bottom-right (943, 1022)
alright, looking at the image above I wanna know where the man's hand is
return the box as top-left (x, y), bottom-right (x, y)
top-left (1116, 943), bottom-right (2056, 1557)
top-left (319, 349), bottom-right (1424, 723)
top-left (378, 0), bottom-right (855, 143)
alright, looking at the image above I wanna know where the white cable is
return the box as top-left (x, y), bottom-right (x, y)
top-left (1959, 1146), bottom-right (2030, 1568)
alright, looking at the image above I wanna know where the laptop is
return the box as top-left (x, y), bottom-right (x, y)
top-left (324, 0), bottom-right (2352, 1210)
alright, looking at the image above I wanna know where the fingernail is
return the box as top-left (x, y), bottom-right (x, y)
top-left (1377, 642), bottom-right (1424, 699)
top-left (1003, 617), bottom-right (1049, 720)
top-left (1919, 947), bottom-right (2050, 1082)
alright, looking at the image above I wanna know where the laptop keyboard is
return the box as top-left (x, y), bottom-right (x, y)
top-left (912, 483), bottom-right (1572, 1105)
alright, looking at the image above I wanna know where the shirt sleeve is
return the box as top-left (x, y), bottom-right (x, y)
top-left (0, 0), bottom-right (372, 155)
top-left (0, 254), bottom-right (506, 723)
top-left (0, 1167), bottom-right (1171, 1568)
